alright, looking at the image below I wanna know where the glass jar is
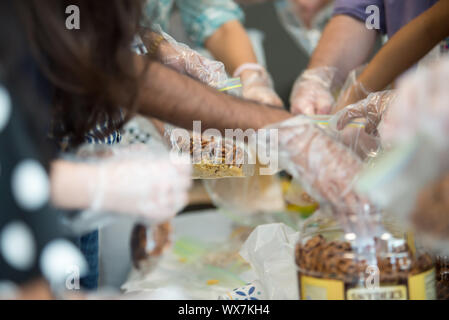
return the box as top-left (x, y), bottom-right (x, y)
top-left (295, 210), bottom-right (436, 300)
top-left (436, 255), bottom-right (449, 300)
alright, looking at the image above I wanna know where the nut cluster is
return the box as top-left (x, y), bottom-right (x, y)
top-left (186, 136), bottom-right (244, 167)
top-left (436, 256), bottom-right (449, 300)
top-left (296, 235), bottom-right (434, 283)
top-left (412, 174), bottom-right (449, 241)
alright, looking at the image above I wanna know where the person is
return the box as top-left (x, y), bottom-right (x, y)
top-left (142, 0), bottom-right (283, 106)
top-left (345, 57), bottom-right (449, 252)
top-left (0, 0), bottom-right (192, 297)
top-left (289, 0), bottom-right (440, 115)
top-left (16, 0), bottom-right (371, 279)
top-left (332, 0), bottom-right (449, 113)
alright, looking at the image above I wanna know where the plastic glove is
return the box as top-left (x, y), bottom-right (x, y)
top-left (144, 27), bottom-right (227, 87)
top-left (333, 91), bottom-right (397, 135)
top-left (290, 67), bottom-right (337, 115)
top-left (234, 63), bottom-right (283, 107)
top-left (332, 66), bottom-right (371, 113)
top-left (265, 116), bottom-right (376, 235)
top-left (88, 145), bottom-right (192, 223)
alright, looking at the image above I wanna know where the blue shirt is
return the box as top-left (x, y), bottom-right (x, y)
top-left (333, 0), bottom-right (438, 38)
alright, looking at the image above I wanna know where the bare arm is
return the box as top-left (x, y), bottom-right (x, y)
top-left (308, 15), bottom-right (378, 84)
top-left (204, 20), bottom-right (258, 75)
top-left (135, 58), bottom-right (291, 132)
top-left (357, 0), bottom-right (449, 93)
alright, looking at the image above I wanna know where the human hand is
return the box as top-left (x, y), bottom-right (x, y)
top-left (235, 63), bottom-right (283, 107)
top-left (147, 28), bottom-right (228, 87)
top-left (333, 90), bottom-right (396, 135)
top-left (290, 67), bottom-right (337, 115)
top-left (89, 146), bottom-right (191, 223)
top-left (267, 116), bottom-right (373, 232)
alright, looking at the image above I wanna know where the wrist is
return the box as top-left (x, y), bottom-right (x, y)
top-left (50, 160), bottom-right (97, 210)
top-left (233, 63), bottom-right (265, 78)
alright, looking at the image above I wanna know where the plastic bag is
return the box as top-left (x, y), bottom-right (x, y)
top-left (165, 124), bottom-right (256, 179)
top-left (264, 115), bottom-right (380, 238)
top-left (221, 223), bottom-right (300, 300)
top-left (310, 114), bottom-right (381, 160)
top-left (203, 163), bottom-right (285, 216)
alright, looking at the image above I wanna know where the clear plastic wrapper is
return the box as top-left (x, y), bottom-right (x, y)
top-left (332, 65), bottom-right (370, 113)
top-left (238, 223), bottom-right (300, 300)
top-left (203, 171), bottom-right (285, 216)
top-left (309, 114), bottom-right (381, 160)
top-left (265, 115), bottom-right (380, 238)
top-left (216, 77), bottom-right (243, 96)
top-left (165, 125), bottom-right (255, 179)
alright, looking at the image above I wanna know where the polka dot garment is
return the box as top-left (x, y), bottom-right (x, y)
top-left (0, 82), bottom-right (86, 294)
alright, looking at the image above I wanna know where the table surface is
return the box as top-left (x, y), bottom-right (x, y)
top-left (121, 210), bottom-right (255, 299)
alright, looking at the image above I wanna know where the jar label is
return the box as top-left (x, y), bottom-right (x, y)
top-left (300, 268), bottom-right (436, 300)
top-left (300, 275), bottom-right (345, 300)
top-left (408, 268), bottom-right (436, 300)
top-left (346, 286), bottom-right (407, 300)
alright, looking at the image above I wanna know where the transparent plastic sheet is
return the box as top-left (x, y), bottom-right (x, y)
top-left (309, 114), bottom-right (381, 161)
top-left (264, 115), bottom-right (381, 241)
top-left (165, 124), bottom-right (255, 179)
top-left (224, 223), bottom-right (300, 300)
top-left (333, 65), bottom-right (369, 112)
top-left (275, 0), bottom-right (333, 56)
top-left (203, 164), bottom-right (285, 217)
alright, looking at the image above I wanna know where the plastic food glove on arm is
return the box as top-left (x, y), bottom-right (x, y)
top-left (234, 63), bottom-right (283, 107)
top-left (332, 90), bottom-right (397, 136)
top-left (53, 144), bottom-right (192, 224)
top-left (144, 26), bottom-right (228, 87)
top-left (263, 116), bottom-right (377, 236)
top-left (290, 67), bottom-right (337, 115)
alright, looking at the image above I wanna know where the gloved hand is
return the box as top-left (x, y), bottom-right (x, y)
top-left (333, 90), bottom-right (397, 135)
top-left (88, 145), bottom-right (192, 223)
top-left (234, 63), bottom-right (283, 107)
top-left (144, 27), bottom-right (228, 87)
top-left (290, 67), bottom-right (337, 115)
top-left (333, 66), bottom-right (371, 113)
top-left (265, 116), bottom-right (375, 234)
